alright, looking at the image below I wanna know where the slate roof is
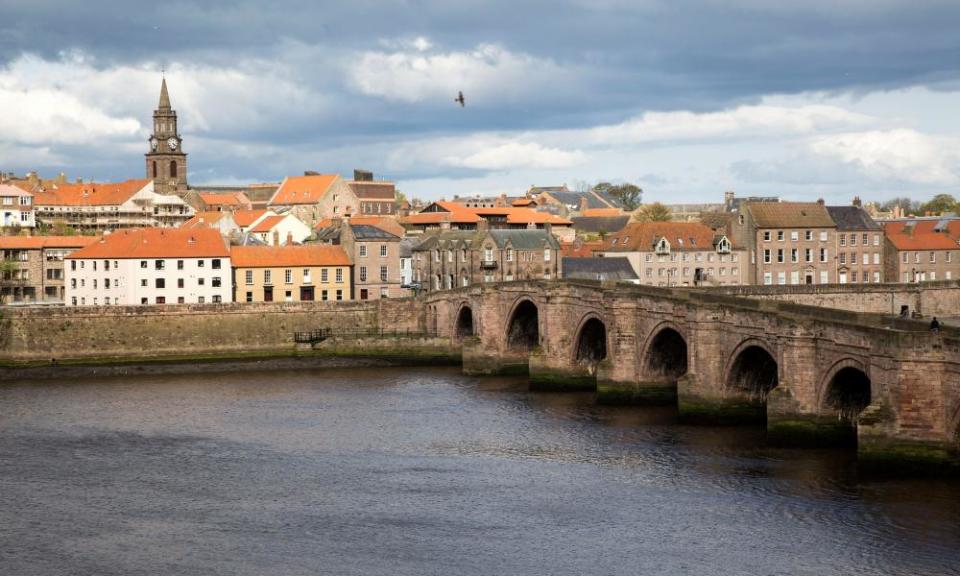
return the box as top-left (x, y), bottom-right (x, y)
top-left (399, 237), bottom-right (417, 258)
top-left (547, 190), bottom-right (609, 210)
top-left (571, 215), bottom-right (630, 234)
top-left (484, 229), bottom-right (560, 250)
top-left (562, 257), bottom-right (638, 281)
top-left (826, 206), bottom-right (880, 231)
top-left (350, 223), bottom-right (400, 240)
top-left (746, 202), bottom-right (835, 229)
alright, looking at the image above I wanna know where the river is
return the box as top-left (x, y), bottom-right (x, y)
top-left (1, 366), bottom-right (958, 576)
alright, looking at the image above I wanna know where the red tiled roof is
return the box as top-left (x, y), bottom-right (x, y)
top-left (269, 174), bottom-right (339, 205)
top-left (32, 179), bottom-right (151, 206)
top-left (512, 198), bottom-right (535, 207)
top-left (181, 211), bottom-right (227, 229)
top-left (66, 228), bottom-right (229, 259)
top-left (603, 221), bottom-right (720, 252)
top-left (251, 215), bottom-right (287, 233)
top-left (560, 240), bottom-right (602, 258)
top-left (0, 236), bottom-right (100, 249)
top-left (231, 245), bottom-right (351, 267)
top-left (200, 191), bottom-right (250, 207)
top-left (0, 184), bottom-right (32, 197)
top-left (233, 209), bottom-right (271, 227)
top-left (883, 221), bottom-right (960, 250)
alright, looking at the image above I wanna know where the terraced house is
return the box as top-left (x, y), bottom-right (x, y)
top-left (746, 201), bottom-right (837, 285)
top-left (883, 219), bottom-right (960, 283)
top-left (65, 228), bottom-right (231, 306)
top-left (231, 245), bottom-right (351, 303)
top-left (0, 236), bottom-right (99, 304)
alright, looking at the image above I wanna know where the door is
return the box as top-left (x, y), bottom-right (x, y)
top-left (264, 286), bottom-right (273, 302)
top-left (300, 286), bottom-right (315, 301)
top-left (360, 288), bottom-right (368, 300)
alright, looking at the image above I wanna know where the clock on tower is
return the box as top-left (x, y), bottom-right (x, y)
top-left (145, 76), bottom-right (188, 196)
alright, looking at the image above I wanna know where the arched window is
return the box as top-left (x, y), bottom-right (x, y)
top-left (152, 161), bottom-right (157, 178)
top-left (170, 160), bottom-right (177, 178)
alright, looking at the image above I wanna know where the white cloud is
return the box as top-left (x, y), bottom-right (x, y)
top-left (348, 41), bottom-right (573, 104)
top-left (809, 128), bottom-right (960, 185)
top-left (450, 141), bottom-right (584, 170)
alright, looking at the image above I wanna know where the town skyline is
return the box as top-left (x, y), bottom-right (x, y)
top-left (2, 1), bottom-right (960, 203)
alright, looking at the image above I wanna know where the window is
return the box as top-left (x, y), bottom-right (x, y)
top-left (155, 260), bottom-right (165, 270)
top-left (246, 291), bottom-right (253, 303)
top-left (763, 231), bottom-right (771, 241)
top-left (212, 277), bottom-right (221, 288)
top-left (820, 231), bottom-right (828, 242)
top-left (544, 249), bottom-right (551, 262)
top-left (170, 160), bottom-right (177, 178)
top-left (198, 296), bottom-right (205, 304)
top-left (264, 270), bottom-right (272, 284)
top-left (850, 234), bottom-right (857, 246)
top-left (820, 248), bottom-right (828, 262)
top-left (155, 278), bottom-right (165, 289)
top-left (104, 260), bottom-right (110, 271)
top-left (930, 252), bottom-right (936, 263)
top-left (212, 259), bottom-right (221, 270)
top-left (141, 297), bottom-right (148, 305)
top-left (198, 260), bottom-right (205, 268)
top-left (381, 244), bottom-right (388, 258)
top-left (948, 252), bottom-right (953, 263)
top-left (777, 231), bottom-right (784, 241)
top-left (507, 249), bottom-right (513, 262)
top-left (178, 278), bottom-right (184, 288)
top-left (915, 252), bottom-right (921, 264)
top-left (839, 253), bottom-right (846, 265)
top-left (321, 268), bottom-right (328, 283)
top-left (873, 253), bottom-right (880, 265)
top-left (873, 234), bottom-right (880, 246)
top-left (303, 268), bottom-right (311, 283)
top-left (198, 278), bottom-right (205, 286)
top-left (336, 268), bottom-right (343, 283)
top-left (360, 266), bottom-right (367, 282)
top-left (777, 271), bottom-right (786, 285)
top-left (484, 247), bottom-right (493, 261)
top-left (156, 296), bottom-right (166, 304)
top-left (874, 272), bottom-right (881, 283)
top-left (336, 289), bottom-right (343, 301)
top-left (763, 272), bottom-right (772, 285)
top-left (177, 260), bottom-right (184, 270)
top-left (902, 252), bottom-right (909, 264)
top-left (863, 253), bottom-right (869, 265)
top-left (140, 260), bottom-right (148, 269)
top-left (839, 234), bottom-right (846, 247)
top-left (862, 233), bottom-right (869, 245)
top-left (851, 251), bottom-right (857, 265)
top-left (380, 266), bottom-right (387, 282)
top-left (790, 231), bottom-right (798, 241)
top-left (805, 248), bottom-right (812, 263)
top-left (790, 248), bottom-right (798, 263)
top-left (360, 245), bottom-right (367, 257)
top-left (805, 230), bottom-right (812, 241)
top-left (776, 249), bottom-right (783, 263)
top-left (245, 270), bottom-right (254, 285)
top-left (141, 279), bottom-right (148, 287)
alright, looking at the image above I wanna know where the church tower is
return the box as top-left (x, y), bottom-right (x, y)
top-left (145, 77), bottom-right (188, 195)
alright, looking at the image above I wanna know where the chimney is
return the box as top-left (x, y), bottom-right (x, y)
top-left (544, 222), bottom-right (553, 236)
top-left (272, 230), bottom-right (280, 246)
top-left (286, 231), bottom-right (294, 245)
top-left (579, 196), bottom-right (589, 213)
top-left (27, 172), bottom-right (38, 186)
top-left (477, 219), bottom-right (489, 232)
top-left (816, 198), bottom-right (825, 206)
top-left (724, 191), bottom-right (735, 205)
top-left (852, 196), bottom-right (862, 207)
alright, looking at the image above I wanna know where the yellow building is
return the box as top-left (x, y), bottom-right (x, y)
top-left (231, 245), bottom-right (352, 303)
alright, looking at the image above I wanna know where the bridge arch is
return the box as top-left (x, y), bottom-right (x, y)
top-left (641, 322), bottom-right (688, 381)
top-left (505, 297), bottom-right (540, 351)
top-left (573, 313), bottom-right (607, 365)
top-left (819, 359), bottom-right (872, 425)
top-left (725, 338), bottom-right (779, 402)
top-left (455, 303), bottom-right (475, 341)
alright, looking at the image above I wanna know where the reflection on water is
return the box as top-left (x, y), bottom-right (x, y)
top-left (0, 366), bottom-right (958, 576)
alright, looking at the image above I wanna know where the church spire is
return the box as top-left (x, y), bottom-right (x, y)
top-left (158, 76), bottom-right (171, 110)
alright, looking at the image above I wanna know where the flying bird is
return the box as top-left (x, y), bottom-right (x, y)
top-left (455, 91), bottom-right (465, 107)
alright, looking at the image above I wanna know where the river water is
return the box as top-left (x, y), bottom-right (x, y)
top-left (1, 366), bottom-right (958, 576)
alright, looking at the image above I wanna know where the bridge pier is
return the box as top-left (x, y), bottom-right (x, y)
top-left (766, 383), bottom-right (856, 447)
top-left (462, 337), bottom-right (529, 375)
top-left (596, 362), bottom-right (677, 404)
top-left (528, 348), bottom-right (597, 391)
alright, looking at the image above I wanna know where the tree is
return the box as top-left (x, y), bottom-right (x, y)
top-left (880, 197), bottom-right (921, 215)
top-left (920, 194), bottom-right (958, 216)
top-left (593, 181), bottom-right (643, 211)
top-left (395, 189), bottom-right (408, 206)
top-left (633, 202), bottom-right (672, 222)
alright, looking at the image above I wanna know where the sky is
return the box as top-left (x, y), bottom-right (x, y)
top-left (2, 0), bottom-right (960, 204)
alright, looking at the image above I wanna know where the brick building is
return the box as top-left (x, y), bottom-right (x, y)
top-left (231, 245), bottom-right (352, 303)
top-left (826, 205), bottom-right (884, 284)
top-left (746, 202), bottom-right (837, 285)
top-left (0, 236), bottom-right (99, 304)
top-left (313, 216), bottom-right (405, 299)
top-left (348, 170), bottom-right (398, 216)
top-left (268, 173), bottom-right (359, 228)
top-left (883, 219), bottom-right (960, 283)
top-left (599, 221), bottom-right (747, 286)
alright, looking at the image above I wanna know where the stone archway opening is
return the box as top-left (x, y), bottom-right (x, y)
top-left (507, 300), bottom-right (539, 351)
top-left (575, 317), bottom-right (607, 366)
top-left (645, 328), bottom-right (688, 381)
top-left (727, 345), bottom-right (778, 402)
top-left (824, 367), bottom-right (871, 425)
top-left (455, 306), bottom-right (474, 340)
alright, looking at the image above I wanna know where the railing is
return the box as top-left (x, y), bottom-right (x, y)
top-left (293, 328), bottom-right (330, 344)
top-left (294, 327), bottom-right (434, 343)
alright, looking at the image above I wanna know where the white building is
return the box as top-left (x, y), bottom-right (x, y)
top-left (65, 228), bottom-right (231, 306)
top-left (32, 179), bottom-right (194, 231)
top-left (251, 213), bottom-right (312, 245)
top-left (0, 184), bottom-right (35, 228)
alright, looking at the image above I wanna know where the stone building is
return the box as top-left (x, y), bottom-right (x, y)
top-left (599, 221), bottom-right (746, 287)
top-left (65, 228), bottom-right (231, 306)
top-left (883, 219), bottom-right (960, 283)
top-left (31, 179), bottom-right (193, 231)
top-left (746, 202), bottom-right (837, 285)
top-left (0, 184), bottom-right (35, 229)
top-left (826, 205), bottom-right (884, 284)
top-left (412, 228), bottom-right (561, 291)
top-left (268, 173), bottom-right (359, 228)
top-left (231, 245), bottom-right (352, 303)
top-left (348, 171), bottom-right (398, 216)
top-left (145, 78), bottom-right (188, 196)
top-left (313, 217), bottom-right (405, 299)
top-left (0, 236), bottom-right (99, 304)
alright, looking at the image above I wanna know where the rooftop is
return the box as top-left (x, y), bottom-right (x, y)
top-left (67, 228), bottom-right (229, 259)
top-left (269, 174), bottom-right (339, 206)
top-left (231, 245), bottom-right (351, 267)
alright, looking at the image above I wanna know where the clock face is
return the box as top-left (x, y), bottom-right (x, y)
top-left (150, 138), bottom-right (158, 151)
top-left (167, 137), bottom-right (178, 151)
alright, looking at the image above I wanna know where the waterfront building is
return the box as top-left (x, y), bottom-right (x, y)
top-left (883, 219), bottom-right (960, 283)
top-left (745, 201), bottom-right (836, 285)
top-left (65, 228), bottom-right (231, 306)
top-left (0, 184), bottom-right (35, 229)
top-left (31, 179), bottom-right (194, 231)
top-left (231, 245), bottom-right (351, 302)
top-left (313, 217), bottom-right (405, 299)
top-left (412, 228), bottom-right (561, 291)
top-left (0, 236), bottom-right (99, 304)
top-left (826, 203), bottom-right (884, 284)
top-left (268, 173), bottom-right (359, 228)
top-left (599, 220), bottom-right (746, 286)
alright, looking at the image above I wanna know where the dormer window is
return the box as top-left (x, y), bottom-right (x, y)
top-left (655, 237), bottom-right (670, 255)
top-left (689, 237), bottom-right (696, 246)
top-left (611, 238), bottom-right (618, 245)
top-left (717, 236), bottom-right (731, 254)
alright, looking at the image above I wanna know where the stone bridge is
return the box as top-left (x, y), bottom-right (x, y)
top-left (423, 280), bottom-right (960, 470)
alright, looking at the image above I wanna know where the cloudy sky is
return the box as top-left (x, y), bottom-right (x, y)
top-left (2, 0), bottom-right (959, 203)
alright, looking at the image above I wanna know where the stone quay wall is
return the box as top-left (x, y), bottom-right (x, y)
top-left (697, 281), bottom-right (960, 318)
top-left (0, 298), bottom-right (429, 364)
